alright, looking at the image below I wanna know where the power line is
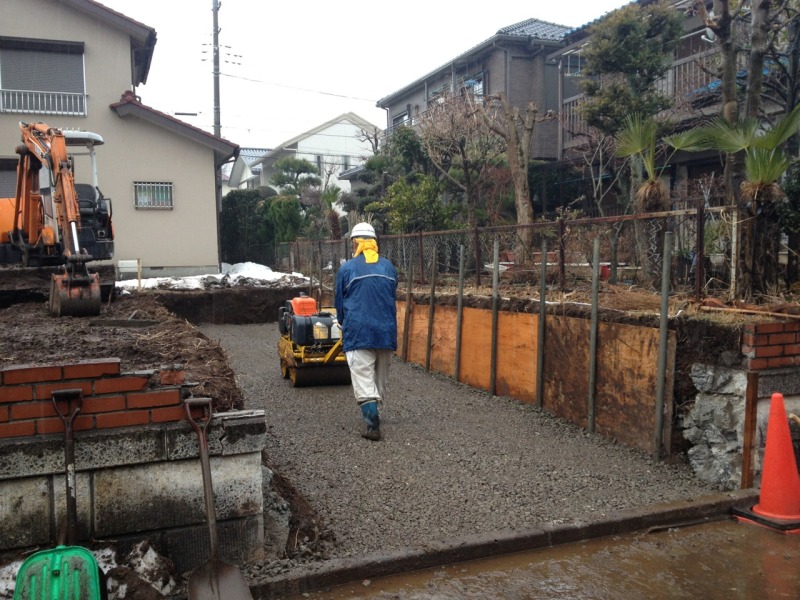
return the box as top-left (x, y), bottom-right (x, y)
top-left (219, 72), bottom-right (379, 103)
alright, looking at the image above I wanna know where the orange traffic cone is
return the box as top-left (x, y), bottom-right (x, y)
top-left (734, 392), bottom-right (800, 533)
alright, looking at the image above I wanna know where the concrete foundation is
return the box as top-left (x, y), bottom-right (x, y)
top-left (0, 409), bottom-right (267, 574)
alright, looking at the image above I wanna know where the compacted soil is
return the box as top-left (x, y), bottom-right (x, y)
top-left (0, 287), bottom-right (740, 592)
top-left (201, 322), bottom-right (720, 585)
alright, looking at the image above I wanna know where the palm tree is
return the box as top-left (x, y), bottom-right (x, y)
top-left (321, 185), bottom-right (343, 240)
top-left (691, 105), bottom-right (800, 299)
top-left (615, 114), bottom-right (703, 286)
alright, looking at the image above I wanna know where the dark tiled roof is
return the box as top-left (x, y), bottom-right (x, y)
top-left (497, 19), bottom-right (572, 41)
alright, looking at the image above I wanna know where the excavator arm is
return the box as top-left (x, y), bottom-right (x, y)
top-left (12, 122), bottom-right (102, 316)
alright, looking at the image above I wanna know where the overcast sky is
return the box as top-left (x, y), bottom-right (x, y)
top-left (97, 0), bottom-right (630, 150)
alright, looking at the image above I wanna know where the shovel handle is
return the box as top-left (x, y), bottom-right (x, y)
top-left (52, 388), bottom-right (83, 428)
top-left (184, 397), bottom-right (212, 436)
top-left (184, 398), bottom-right (220, 558)
top-left (52, 389), bottom-right (83, 546)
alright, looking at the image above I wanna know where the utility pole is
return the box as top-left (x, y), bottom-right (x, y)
top-left (212, 0), bottom-right (221, 137)
top-left (212, 0), bottom-right (223, 272)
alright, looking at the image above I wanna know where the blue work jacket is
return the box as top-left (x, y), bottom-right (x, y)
top-left (335, 254), bottom-right (398, 352)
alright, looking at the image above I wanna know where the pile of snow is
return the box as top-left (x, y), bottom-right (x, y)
top-left (116, 261), bottom-right (308, 291)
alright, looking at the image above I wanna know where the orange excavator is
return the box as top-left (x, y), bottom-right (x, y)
top-left (0, 121), bottom-right (114, 316)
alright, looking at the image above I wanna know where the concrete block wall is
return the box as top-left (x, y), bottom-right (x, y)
top-left (0, 359), bottom-right (266, 573)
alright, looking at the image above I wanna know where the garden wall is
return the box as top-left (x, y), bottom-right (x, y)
top-left (0, 359), bottom-right (267, 574)
top-left (397, 298), bottom-right (800, 488)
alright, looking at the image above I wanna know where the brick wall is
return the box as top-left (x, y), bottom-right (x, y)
top-left (742, 321), bottom-right (800, 370)
top-left (0, 358), bottom-right (187, 439)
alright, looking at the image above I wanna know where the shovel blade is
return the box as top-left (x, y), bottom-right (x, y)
top-left (13, 545), bottom-right (104, 600)
top-left (187, 559), bottom-right (253, 600)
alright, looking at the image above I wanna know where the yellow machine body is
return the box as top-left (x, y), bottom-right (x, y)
top-left (277, 297), bottom-right (351, 387)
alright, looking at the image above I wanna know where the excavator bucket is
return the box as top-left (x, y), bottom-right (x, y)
top-left (49, 270), bottom-right (101, 317)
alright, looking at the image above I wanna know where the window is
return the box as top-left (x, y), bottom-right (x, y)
top-left (0, 159), bottom-right (17, 197)
top-left (457, 73), bottom-right (484, 105)
top-left (134, 182), bottom-right (173, 209)
top-left (342, 155), bottom-right (350, 171)
top-left (315, 155), bottom-right (323, 173)
top-left (0, 37), bottom-right (87, 116)
top-left (392, 112), bottom-right (409, 128)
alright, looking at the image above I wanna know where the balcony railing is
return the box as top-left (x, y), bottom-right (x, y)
top-left (0, 89), bottom-right (87, 116)
top-left (562, 49), bottom-right (727, 146)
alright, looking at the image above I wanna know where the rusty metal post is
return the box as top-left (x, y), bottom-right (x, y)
top-left (474, 226), bottom-right (481, 288)
top-left (418, 232), bottom-right (425, 285)
top-left (425, 243), bottom-right (437, 371)
top-left (489, 239), bottom-right (499, 397)
top-left (558, 219), bottom-right (566, 292)
top-left (695, 201), bottom-right (705, 300)
top-left (741, 371), bottom-right (760, 489)
top-left (588, 237), bottom-right (600, 433)
top-left (402, 265), bottom-right (413, 362)
top-left (654, 231), bottom-right (673, 460)
top-left (536, 237), bottom-right (547, 409)
top-left (455, 244), bottom-right (465, 383)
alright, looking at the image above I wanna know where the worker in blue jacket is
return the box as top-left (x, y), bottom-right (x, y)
top-left (335, 222), bottom-right (398, 441)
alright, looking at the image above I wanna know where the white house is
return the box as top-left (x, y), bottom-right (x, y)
top-left (253, 112), bottom-right (380, 193)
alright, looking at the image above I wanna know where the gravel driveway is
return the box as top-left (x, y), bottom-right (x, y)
top-left (200, 323), bottom-right (717, 567)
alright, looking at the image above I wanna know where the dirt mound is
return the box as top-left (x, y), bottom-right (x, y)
top-left (0, 293), bottom-right (242, 411)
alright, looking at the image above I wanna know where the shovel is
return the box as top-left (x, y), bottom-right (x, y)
top-left (14, 389), bottom-right (106, 600)
top-left (184, 398), bottom-right (253, 600)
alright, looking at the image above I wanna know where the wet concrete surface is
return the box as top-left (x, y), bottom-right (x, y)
top-left (285, 518), bottom-right (800, 600)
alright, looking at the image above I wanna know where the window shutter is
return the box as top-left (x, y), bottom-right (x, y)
top-left (0, 48), bottom-right (84, 93)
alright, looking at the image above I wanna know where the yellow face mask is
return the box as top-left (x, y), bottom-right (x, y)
top-left (353, 238), bottom-right (379, 263)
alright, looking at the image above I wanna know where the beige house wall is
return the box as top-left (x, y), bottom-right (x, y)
top-left (0, 0), bottom-right (224, 277)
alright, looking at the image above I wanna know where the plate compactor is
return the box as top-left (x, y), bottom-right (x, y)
top-left (278, 294), bottom-right (351, 387)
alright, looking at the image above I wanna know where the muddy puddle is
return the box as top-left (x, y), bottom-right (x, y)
top-left (286, 519), bottom-right (800, 599)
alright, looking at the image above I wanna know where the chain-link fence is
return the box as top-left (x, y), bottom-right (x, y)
top-left (274, 202), bottom-right (734, 299)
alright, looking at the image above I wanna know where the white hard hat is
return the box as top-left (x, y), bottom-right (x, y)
top-left (350, 222), bottom-right (376, 239)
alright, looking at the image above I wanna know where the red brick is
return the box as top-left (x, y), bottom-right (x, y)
top-left (35, 381), bottom-right (92, 401)
top-left (742, 324), bottom-right (758, 335)
top-left (741, 344), bottom-right (755, 358)
top-left (11, 401), bottom-right (58, 420)
top-left (768, 333), bottom-right (796, 345)
top-left (0, 421), bottom-right (36, 438)
top-left (96, 410), bottom-right (150, 429)
top-left (785, 321), bottom-right (800, 332)
top-left (159, 367), bottom-right (185, 386)
top-left (82, 395), bottom-right (126, 414)
top-left (3, 365), bottom-right (62, 385)
top-left (94, 376), bottom-right (149, 395)
top-left (755, 322), bottom-right (787, 334)
top-left (0, 385), bottom-right (34, 403)
top-left (768, 356), bottom-right (796, 368)
top-left (127, 389), bottom-right (180, 410)
top-left (37, 415), bottom-right (94, 435)
top-left (753, 345), bottom-right (783, 358)
top-left (63, 359), bottom-right (121, 380)
top-left (0, 406), bottom-right (8, 422)
top-left (742, 333), bottom-right (769, 347)
top-left (785, 343), bottom-right (800, 356)
top-left (747, 358), bottom-right (769, 370)
top-left (150, 405), bottom-right (186, 423)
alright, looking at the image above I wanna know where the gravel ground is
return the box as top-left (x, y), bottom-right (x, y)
top-left (200, 323), bottom-right (719, 570)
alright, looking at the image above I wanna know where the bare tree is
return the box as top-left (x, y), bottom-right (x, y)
top-left (474, 93), bottom-right (540, 254)
top-left (416, 91), bottom-right (505, 228)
